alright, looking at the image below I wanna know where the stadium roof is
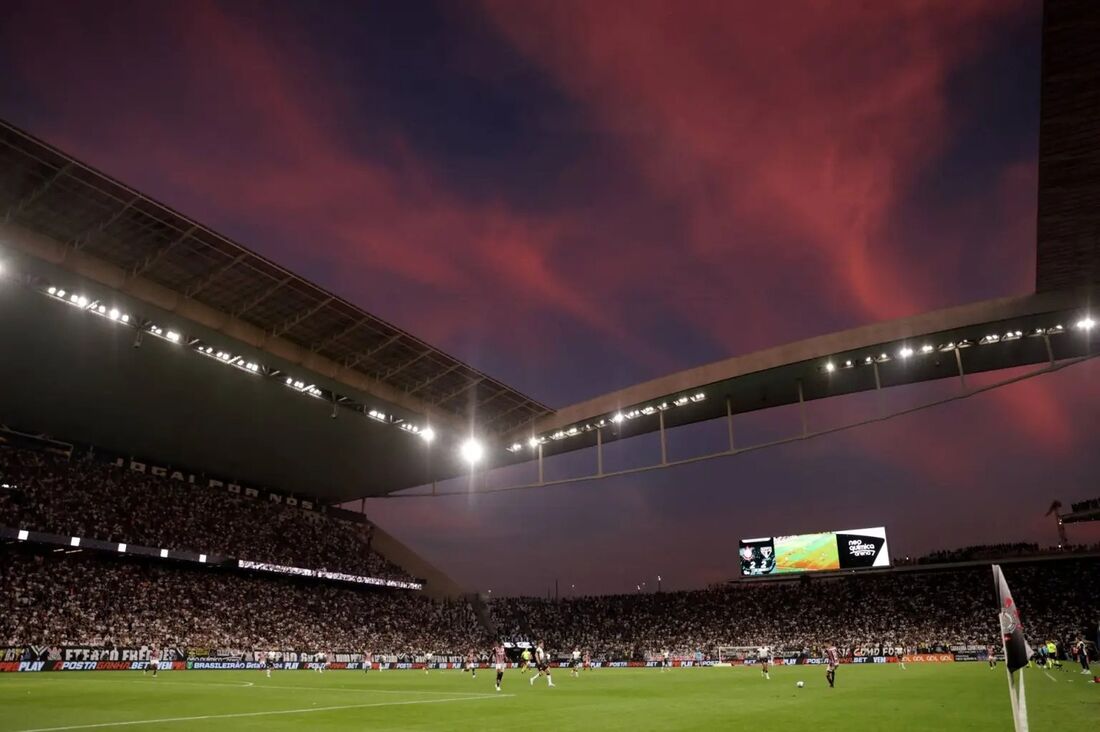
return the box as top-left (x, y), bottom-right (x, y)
top-left (0, 119), bottom-right (551, 437)
top-left (0, 0), bottom-right (1096, 501)
top-left (504, 289), bottom-right (1097, 463)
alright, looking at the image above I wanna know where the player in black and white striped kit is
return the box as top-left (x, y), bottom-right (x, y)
top-left (529, 641), bottom-right (555, 688)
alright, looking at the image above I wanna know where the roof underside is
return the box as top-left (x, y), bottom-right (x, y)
top-left (0, 121), bottom-right (551, 436)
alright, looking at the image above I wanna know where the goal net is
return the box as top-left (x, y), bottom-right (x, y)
top-left (717, 646), bottom-right (759, 665)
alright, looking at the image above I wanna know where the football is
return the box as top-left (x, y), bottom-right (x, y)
top-left (797, 681), bottom-right (805, 688)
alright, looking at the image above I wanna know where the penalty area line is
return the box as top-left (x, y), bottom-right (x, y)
top-left (14, 693), bottom-right (514, 731)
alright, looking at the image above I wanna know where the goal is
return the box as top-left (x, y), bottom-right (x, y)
top-left (717, 646), bottom-right (759, 666)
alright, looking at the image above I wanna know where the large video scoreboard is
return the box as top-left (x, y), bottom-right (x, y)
top-left (739, 527), bottom-right (890, 577)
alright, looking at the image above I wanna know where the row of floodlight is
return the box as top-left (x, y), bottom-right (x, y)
top-left (38, 279), bottom-right (441, 446)
top-left (48, 286), bottom-right (133, 324)
top-left (506, 392), bottom-right (708, 453)
top-left (822, 319), bottom-right (1094, 373)
top-left (16, 529), bottom-right (206, 562)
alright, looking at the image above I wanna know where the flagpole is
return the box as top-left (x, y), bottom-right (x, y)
top-left (1001, 641), bottom-right (1026, 732)
top-left (994, 565), bottom-right (1029, 732)
top-left (1016, 668), bottom-right (1028, 729)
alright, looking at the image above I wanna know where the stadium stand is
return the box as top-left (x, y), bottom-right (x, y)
top-left (2, 441), bottom-right (1097, 665)
top-left (0, 549), bottom-right (486, 655)
top-left (901, 542), bottom-right (1100, 565)
top-left (0, 445), bottom-right (414, 582)
top-left (490, 557), bottom-right (1100, 661)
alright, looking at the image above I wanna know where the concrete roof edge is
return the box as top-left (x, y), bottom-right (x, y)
top-left (531, 288), bottom-right (1094, 434)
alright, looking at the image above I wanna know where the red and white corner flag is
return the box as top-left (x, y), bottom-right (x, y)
top-left (993, 565), bottom-right (1031, 732)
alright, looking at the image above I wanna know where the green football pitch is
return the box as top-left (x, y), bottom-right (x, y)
top-left (0, 664), bottom-right (1095, 731)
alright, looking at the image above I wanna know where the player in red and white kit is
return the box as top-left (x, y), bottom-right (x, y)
top-left (146, 647), bottom-right (160, 677)
top-left (466, 650), bottom-right (477, 678)
top-left (493, 643), bottom-right (508, 692)
top-left (363, 650), bottom-right (372, 674)
top-left (824, 646), bottom-right (840, 688)
top-left (583, 651), bottom-right (591, 671)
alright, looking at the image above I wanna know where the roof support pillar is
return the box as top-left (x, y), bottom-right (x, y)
top-left (726, 396), bottom-right (735, 451)
top-left (872, 360), bottom-right (883, 415)
top-left (596, 428), bottom-right (604, 477)
top-left (659, 409), bottom-right (668, 465)
top-left (537, 443), bottom-right (544, 485)
top-left (797, 378), bottom-right (807, 437)
top-left (953, 347), bottom-right (967, 390)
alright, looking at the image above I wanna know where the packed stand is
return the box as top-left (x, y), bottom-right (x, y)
top-left (0, 550), bottom-right (486, 656)
top-left (905, 542), bottom-right (1100, 565)
top-left (491, 557), bottom-right (1100, 660)
top-left (0, 447), bottom-right (413, 581)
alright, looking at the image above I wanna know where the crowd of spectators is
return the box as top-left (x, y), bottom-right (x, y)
top-left (0, 447), bottom-right (413, 581)
top-left (1, 546), bottom-right (1096, 661)
top-left (904, 542), bottom-right (1100, 566)
top-left (2, 444), bottom-right (1097, 663)
top-left (491, 558), bottom-right (1100, 660)
top-left (0, 550), bottom-right (485, 656)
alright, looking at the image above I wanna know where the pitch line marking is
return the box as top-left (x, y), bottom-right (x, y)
top-left (1042, 671), bottom-right (1058, 682)
top-left (3, 676), bottom-right (495, 696)
top-left (249, 682), bottom-right (501, 696)
top-left (14, 693), bottom-right (513, 731)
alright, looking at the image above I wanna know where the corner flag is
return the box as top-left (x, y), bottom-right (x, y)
top-left (992, 565), bottom-right (1031, 731)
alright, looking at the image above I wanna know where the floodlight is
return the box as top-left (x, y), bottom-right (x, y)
top-left (824, 362), bottom-right (835, 372)
top-left (460, 438), bottom-right (484, 465)
top-left (108, 308), bottom-right (120, 320)
top-left (17, 530), bottom-right (28, 541)
top-left (611, 413), bottom-right (624, 423)
top-left (920, 344), bottom-right (934, 354)
top-left (528, 437), bottom-right (540, 449)
top-left (199, 554), bottom-right (207, 564)
top-left (898, 347), bottom-right (913, 358)
top-left (420, 427), bottom-right (435, 444)
top-left (1076, 317), bottom-right (1095, 330)
top-left (160, 549), bottom-right (169, 558)
top-left (48, 287), bottom-right (56, 295)
top-left (166, 331), bottom-right (181, 343)
top-left (118, 543), bottom-right (127, 553)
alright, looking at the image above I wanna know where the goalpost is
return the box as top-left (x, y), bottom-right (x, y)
top-left (716, 647), bottom-right (758, 666)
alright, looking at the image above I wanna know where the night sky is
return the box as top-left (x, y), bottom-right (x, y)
top-left (2, 0), bottom-right (1097, 596)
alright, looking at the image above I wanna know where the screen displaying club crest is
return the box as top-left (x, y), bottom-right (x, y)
top-left (739, 527), bottom-right (889, 577)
